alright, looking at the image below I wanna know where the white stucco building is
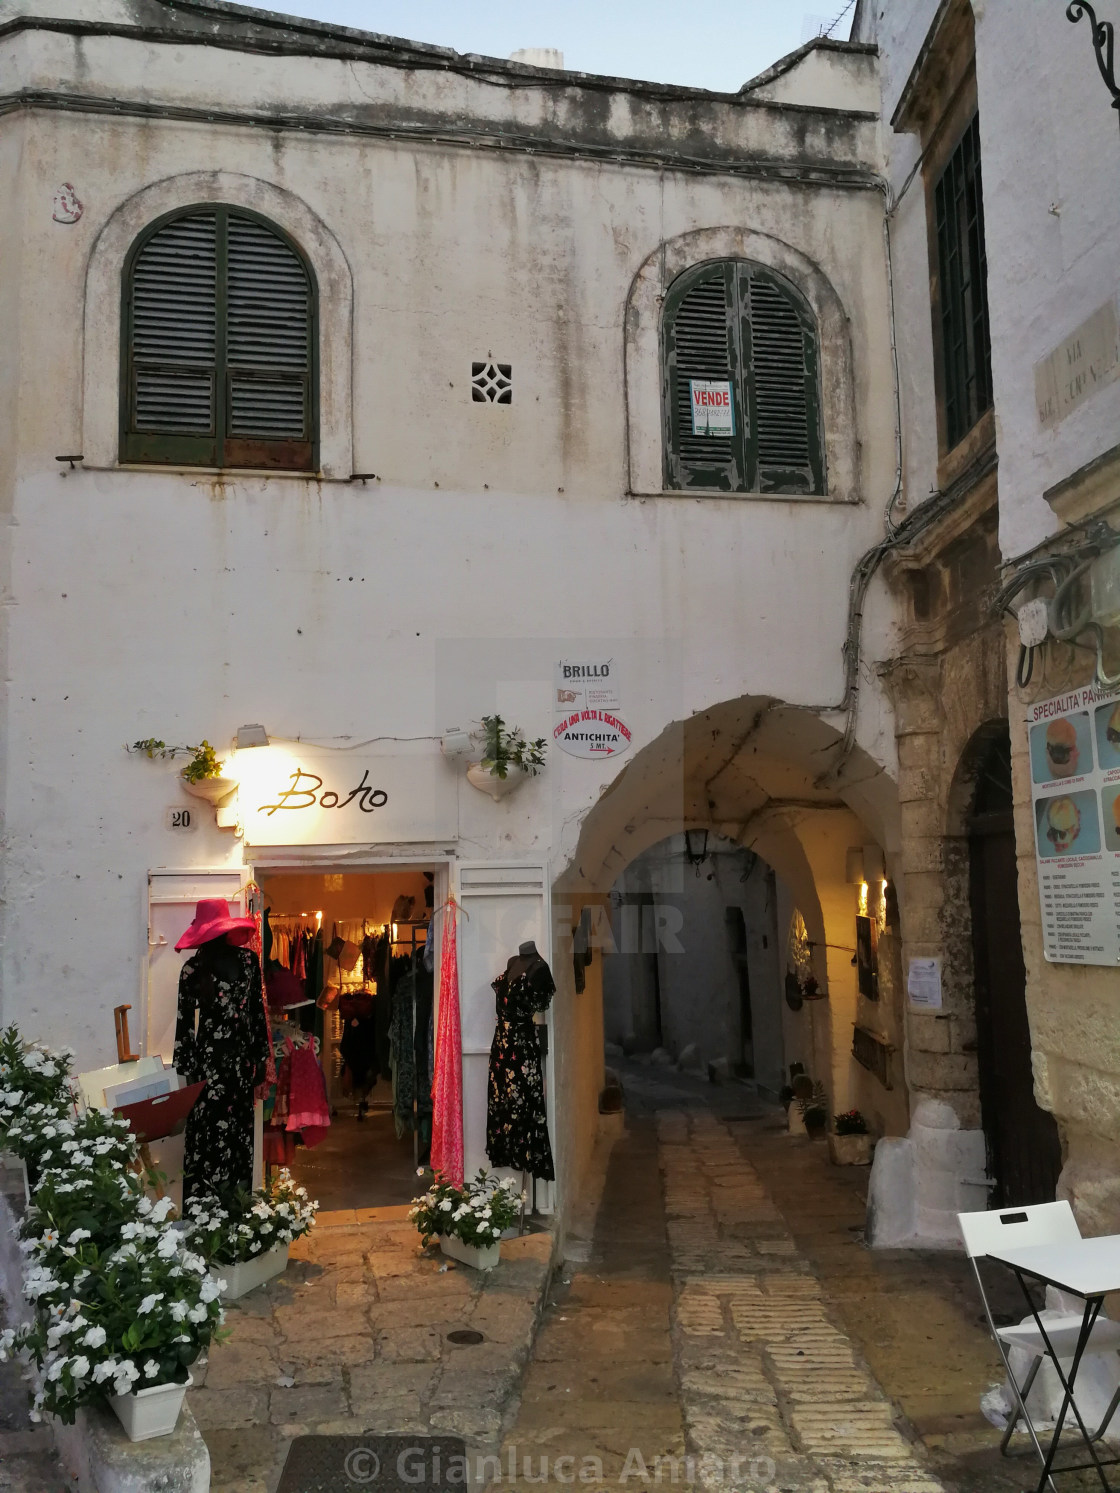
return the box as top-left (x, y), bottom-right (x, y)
top-left (0, 0), bottom-right (915, 1228)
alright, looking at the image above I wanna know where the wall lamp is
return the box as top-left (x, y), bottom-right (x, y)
top-left (684, 828), bottom-right (709, 867)
top-left (236, 724), bottom-right (270, 750)
top-left (1067, 3), bottom-right (1120, 134)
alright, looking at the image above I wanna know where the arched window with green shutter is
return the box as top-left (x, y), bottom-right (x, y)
top-left (662, 260), bottom-right (824, 495)
top-left (120, 205), bottom-right (317, 471)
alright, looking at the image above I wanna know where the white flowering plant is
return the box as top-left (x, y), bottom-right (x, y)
top-left (0, 1028), bottom-right (226, 1423)
top-left (0, 1025), bottom-right (77, 1179)
top-left (183, 1168), bottom-right (318, 1266)
top-left (409, 1168), bottom-right (524, 1249)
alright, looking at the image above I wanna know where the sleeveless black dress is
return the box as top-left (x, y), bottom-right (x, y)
top-left (486, 959), bottom-right (555, 1180)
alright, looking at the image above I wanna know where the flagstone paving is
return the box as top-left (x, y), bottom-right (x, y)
top-left (191, 1205), bottom-right (553, 1493)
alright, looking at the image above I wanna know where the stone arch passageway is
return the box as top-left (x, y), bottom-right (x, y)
top-left (555, 694), bottom-right (905, 1142)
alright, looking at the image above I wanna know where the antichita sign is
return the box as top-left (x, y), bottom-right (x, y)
top-left (553, 710), bottom-right (632, 760)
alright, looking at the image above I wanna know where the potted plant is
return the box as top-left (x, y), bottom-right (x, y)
top-left (792, 1074), bottom-right (828, 1140)
top-left (466, 716), bottom-right (547, 801)
top-left (0, 1026), bottom-right (75, 1201)
top-left (130, 738), bottom-right (239, 805)
top-left (409, 1169), bottom-right (524, 1271)
top-left (183, 1169), bottom-right (318, 1300)
top-left (829, 1109), bottom-right (873, 1166)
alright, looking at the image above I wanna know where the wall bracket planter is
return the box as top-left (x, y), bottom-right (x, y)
top-left (466, 764), bottom-right (528, 802)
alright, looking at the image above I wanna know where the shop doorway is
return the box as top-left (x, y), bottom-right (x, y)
top-left (968, 728), bottom-right (1062, 1206)
top-left (254, 864), bottom-right (442, 1213)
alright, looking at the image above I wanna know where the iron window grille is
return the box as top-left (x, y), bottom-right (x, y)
top-left (120, 205), bottom-right (318, 471)
top-left (934, 114), bottom-right (993, 451)
top-left (661, 260), bottom-right (825, 495)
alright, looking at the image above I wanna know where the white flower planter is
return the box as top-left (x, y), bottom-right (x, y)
top-left (439, 1233), bottom-right (500, 1271)
top-left (466, 763), bottom-right (528, 802)
top-left (179, 774), bottom-right (238, 806)
top-left (213, 1240), bottom-right (290, 1300)
top-left (108, 1372), bottom-right (192, 1442)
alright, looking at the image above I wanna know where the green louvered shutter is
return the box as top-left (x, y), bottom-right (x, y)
top-left (122, 207), bottom-right (316, 470)
top-left (663, 260), bottom-right (824, 495)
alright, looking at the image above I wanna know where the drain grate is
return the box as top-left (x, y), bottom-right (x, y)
top-left (277, 1435), bottom-right (468, 1493)
top-left (445, 1329), bottom-right (485, 1346)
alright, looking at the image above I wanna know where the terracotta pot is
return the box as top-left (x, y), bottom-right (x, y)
top-left (180, 775), bottom-right (238, 805)
top-left (465, 763), bottom-right (528, 801)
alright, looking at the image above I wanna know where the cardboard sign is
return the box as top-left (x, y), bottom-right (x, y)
top-left (553, 710), bottom-right (632, 759)
top-left (689, 379), bottom-right (734, 436)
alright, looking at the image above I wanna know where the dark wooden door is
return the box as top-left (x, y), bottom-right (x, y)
top-left (969, 735), bottom-right (1062, 1206)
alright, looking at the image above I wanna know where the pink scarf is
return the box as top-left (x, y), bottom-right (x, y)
top-left (429, 899), bottom-right (464, 1186)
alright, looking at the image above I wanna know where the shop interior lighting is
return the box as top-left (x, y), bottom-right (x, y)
top-left (236, 723), bottom-right (270, 750)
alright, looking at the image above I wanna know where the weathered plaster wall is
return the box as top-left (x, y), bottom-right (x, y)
top-left (0, 10), bottom-right (904, 1229)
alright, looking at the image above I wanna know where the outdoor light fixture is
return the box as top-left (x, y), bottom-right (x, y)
top-left (1067, 3), bottom-right (1120, 134)
top-left (235, 724), bottom-right (269, 749)
top-left (684, 828), bottom-right (709, 867)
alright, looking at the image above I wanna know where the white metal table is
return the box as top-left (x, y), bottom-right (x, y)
top-left (989, 1235), bottom-right (1120, 1491)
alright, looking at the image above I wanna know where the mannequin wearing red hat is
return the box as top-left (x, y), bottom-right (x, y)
top-left (173, 899), bottom-right (270, 1206)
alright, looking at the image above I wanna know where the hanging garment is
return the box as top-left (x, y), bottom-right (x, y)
top-left (173, 938), bottom-right (270, 1206)
top-left (339, 991), bottom-right (378, 1097)
top-left (285, 1039), bottom-right (330, 1147)
top-left (390, 968), bottom-right (417, 1137)
top-left (486, 958), bottom-right (556, 1180)
top-left (430, 900), bottom-right (464, 1186)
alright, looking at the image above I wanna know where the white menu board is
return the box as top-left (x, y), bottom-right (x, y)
top-left (1028, 684), bottom-right (1120, 965)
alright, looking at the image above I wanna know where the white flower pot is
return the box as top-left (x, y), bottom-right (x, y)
top-left (180, 774), bottom-right (238, 805)
top-left (108, 1372), bottom-right (192, 1442)
top-left (439, 1233), bottom-right (501, 1271)
top-left (213, 1240), bottom-right (289, 1300)
top-left (828, 1133), bottom-right (873, 1166)
top-left (466, 763), bottom-right (528, 802)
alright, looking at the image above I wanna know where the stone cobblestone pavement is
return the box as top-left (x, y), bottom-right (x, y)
top-left (192, 1205), bottom-right (553, 1493)
top-left (660, 1108), bottom-right (948, 1492)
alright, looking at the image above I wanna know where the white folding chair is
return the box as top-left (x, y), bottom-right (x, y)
top-left (959, 1202), bottom-right (1120, 1463)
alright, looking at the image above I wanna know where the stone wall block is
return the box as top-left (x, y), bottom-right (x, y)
top-left (905, 1050), bottom-right (979, 1093)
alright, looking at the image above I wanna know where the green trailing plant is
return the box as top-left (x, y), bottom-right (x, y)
top-left (834, 1109), bottom-right (868, 1137)
top-left (793, 1074), bottom-right (828, 1133)
top-left (128, 739), bottom-right (225, 783)
top-left (479, 715), bottom-right (547, 779)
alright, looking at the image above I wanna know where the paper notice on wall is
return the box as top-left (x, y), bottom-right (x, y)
top-left (554, 659), bottom-right (620, 713)
top-left (1028, 683), bottom-right (1120, 965)
top-left (689, 379), bottom-right (734, 436)
top-left (907, 958), bottom-right (942, 1010)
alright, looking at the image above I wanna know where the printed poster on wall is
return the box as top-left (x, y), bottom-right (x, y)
top-left (689, 379), bottom-right (735, 436)
top-left (554, 659), bottom-right (621, 713)
top-left (1028, 684), bottom-right (1120, 965)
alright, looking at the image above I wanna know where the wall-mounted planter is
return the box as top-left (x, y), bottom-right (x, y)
top-left (108, 1373), bottom-right (192, 1443)
top-left (180, 776), bottom-right (239, 806)
top-left (466, 763), bottom-right (529, 802)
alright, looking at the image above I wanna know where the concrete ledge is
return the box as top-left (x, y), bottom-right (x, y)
top-left (55, 1401), bottom-right (210, 1493)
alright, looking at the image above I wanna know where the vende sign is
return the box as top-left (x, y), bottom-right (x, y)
top-left (689, 379), bottom-right (734, 436)
top-left (554, 710), bottom-right (632, 760)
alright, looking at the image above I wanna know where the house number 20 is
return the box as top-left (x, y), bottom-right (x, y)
top-left (165, 806), bottom-right (197, 832)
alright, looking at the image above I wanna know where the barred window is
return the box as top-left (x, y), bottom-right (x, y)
top-left (662, 260), bottom-right (824, 495)
top-left (121, 206), bottom-right (317, 470)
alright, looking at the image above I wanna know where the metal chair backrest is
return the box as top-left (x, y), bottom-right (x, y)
top-left (958, 1200), bottom-right (1082, 1261)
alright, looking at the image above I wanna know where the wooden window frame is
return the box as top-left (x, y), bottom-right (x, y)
top-left (932, 112), bottom-right (993, 453)
top-left (661, 259), bottom-right (825, 496)
top-left (120, 204), bottom-right (319, 472)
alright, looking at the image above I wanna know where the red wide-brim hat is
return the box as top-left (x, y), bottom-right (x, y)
top-left (175, 897), bottom-right (257, 952)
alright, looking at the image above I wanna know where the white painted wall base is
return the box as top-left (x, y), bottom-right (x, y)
top-left (991, 1289), bottom-right (1120, 1438)
top-left (866, 1100), bottom-right (990, 1248)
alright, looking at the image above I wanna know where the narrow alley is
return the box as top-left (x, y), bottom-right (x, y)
top-left (498, 1067), bottom-right (1105, 1493)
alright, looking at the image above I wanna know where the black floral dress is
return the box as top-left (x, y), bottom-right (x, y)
top-left (173, 939), bottom-right (270, 1206)
top-left (486, 959), bottom-right (555, 1180)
